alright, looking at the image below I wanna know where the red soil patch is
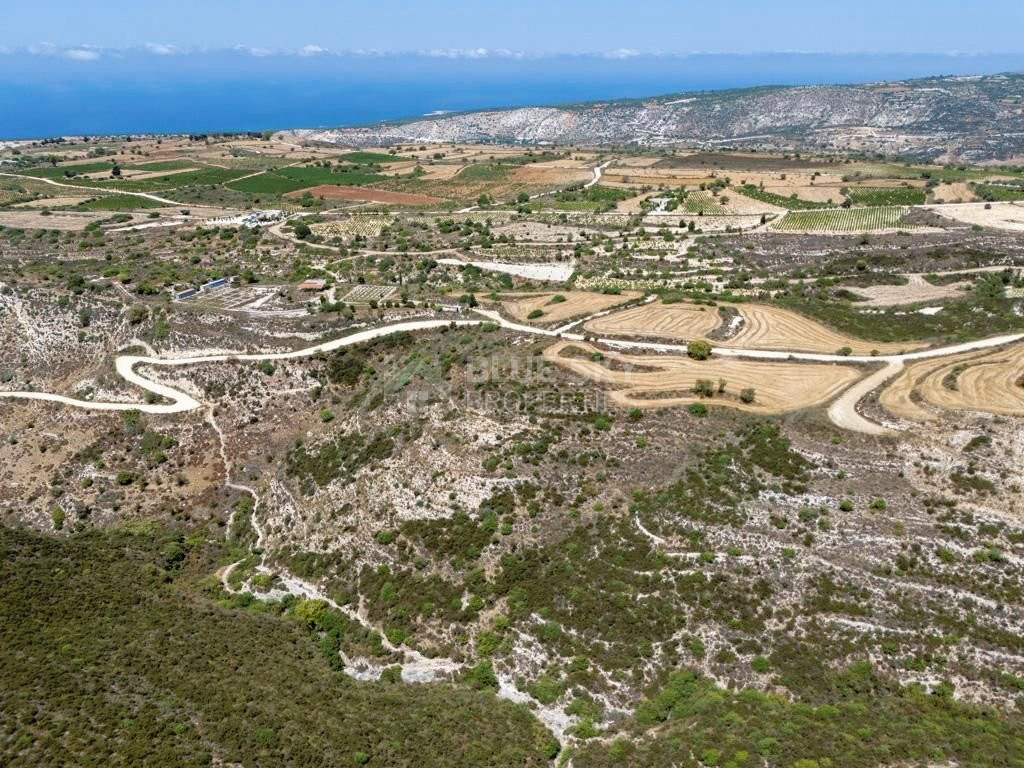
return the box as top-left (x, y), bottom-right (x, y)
top-left (285, 185), bottom-right (444, 205)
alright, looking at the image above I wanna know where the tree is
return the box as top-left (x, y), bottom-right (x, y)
top-left (687, 339), bottom-right (712, 360)
top-left (692, 379), bottom-right (715, 397)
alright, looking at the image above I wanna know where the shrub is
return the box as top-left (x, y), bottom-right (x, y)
top-left (688, 402), bottom-right (708, 417)
top-left (739, 388), bottom-right (756, 404)
top-left (692, 379), bottom-right (715, 397)
top-left (527, 309), bottom-right (544, 320)
top-left (687, 339), bottom-right (712, 360)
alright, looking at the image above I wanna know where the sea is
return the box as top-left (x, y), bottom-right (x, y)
top-left (2, 51), bottom-right (1023, 139)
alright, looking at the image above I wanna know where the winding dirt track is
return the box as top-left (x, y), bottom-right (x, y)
top-left (2, 305), bottom-right (1023, 435)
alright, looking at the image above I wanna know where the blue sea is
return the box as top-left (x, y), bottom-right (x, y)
top-left (2, 51), bottom-right (1023, 139)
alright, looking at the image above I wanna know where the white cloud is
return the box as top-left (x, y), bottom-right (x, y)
top-left (418, 48), bottom-right (527, 60)
top-left (145, 43), bottom-right (179, 55)
top-left (233, 44), bottom-right (274, 58)
top-left (27, 42), bottom-right (57, 56)
top-left (63, 48), bottom-right (100, 61)
top-left (298, 44), bottom-right (328, 57)
top-left (604, 48), bottom-right (641, 60)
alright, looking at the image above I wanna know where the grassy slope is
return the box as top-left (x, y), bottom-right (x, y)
top-left (0, 525), bottom-right (554, 768)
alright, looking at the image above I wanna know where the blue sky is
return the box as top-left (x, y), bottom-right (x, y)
top-left (2, 0), bottom-right (1022, 55)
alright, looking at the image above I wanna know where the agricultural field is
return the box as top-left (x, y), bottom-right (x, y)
top-left (310, 216), bottom-right (397, 240)
top-left (680, 190), bottom-right (727, 214)
top-left (75, 195), bottom-right (165, 211)
top-left (882, 343), bottom-right (1024, 418)
top-left (585, 301), bottom-right (722, 341)
top-left (588, 300), bottom-right (925, 354)
top-left (736, 184), bottom-right (828, 210)
top-left (845, 186), bottom-right (927, 206)
top-left (500, 290), bottom-right (642, 325)
top-left (974, 183), bottom-right (1024, 202)
top-left (543, 340), bottom-right (863, 413)
top-left (771, 206), bottom-right (918, 232)
top-left (340, 284), bottom-right (396, 303)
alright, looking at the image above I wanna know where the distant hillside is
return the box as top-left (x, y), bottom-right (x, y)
top-left (288, 74), bottom-right (1024, 162)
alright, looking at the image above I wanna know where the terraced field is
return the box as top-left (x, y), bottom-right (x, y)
top-left (771, 206), bottom-right (917, 232)
top-left (311, 216), bottom-right (396, 240)
top-left (588, 300), bottom-right (926, 355)
top-left (543, 340), bottom-right (863, 413)
top-left (502, 291), bottom-right (642, 325)
top-left (846, 186), bottom-right (927, 206)
top-left (585, 302), bottom-right (721, 340)
top-left (681, 191), bottom-right (727, 214)
top-left (729, 304), bottom-right (924, 355)
top-left (882, 343), bottom-right (1024, 419)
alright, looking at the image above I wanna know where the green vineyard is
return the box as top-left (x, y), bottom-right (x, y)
top-left (771, 206), bottom-right (917, 232)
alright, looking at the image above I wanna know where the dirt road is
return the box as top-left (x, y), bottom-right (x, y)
top-left (2, 306), bottom-right (1023, 434)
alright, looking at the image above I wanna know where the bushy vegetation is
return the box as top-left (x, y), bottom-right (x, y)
top-left (737, 185), bottom-right (831, 210)
top-left (845, 185), bottom-right (927, 206)
top-left (0, 524), bottom-right (555, 767)
top-left (575, 665), bottom-right (1024, 768)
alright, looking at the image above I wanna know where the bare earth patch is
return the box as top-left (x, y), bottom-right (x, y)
top-left (851, 273), bottom-right (969, 307)
top-left (543, 340), bottom-right (863, 414)
top-left (589, 300), bottom-right (925, 355)
top-left (285, 185), bottom-right (445, 205)
top-left (502, 291), bottom-right (642, 325)
top-left (927, 201), bottom-right (1024, 232)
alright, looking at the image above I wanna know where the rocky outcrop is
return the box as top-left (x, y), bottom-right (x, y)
top-left (285, 74), bottom-right (1024, 162)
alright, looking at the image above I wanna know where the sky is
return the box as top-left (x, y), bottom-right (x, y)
top-left (2, 0), bottom-right (1023, 55)
top-left (3, 1), bottom-right (1024, 137)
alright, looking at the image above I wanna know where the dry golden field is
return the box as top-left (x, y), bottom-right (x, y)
top-left (543, 340), bottom-right (863, 413)
top-left (881, 344), bottom-right (1024, 419)
top-left (587, 300), bottom-right (925, 355)
top-left (502, 291), bottom-right (642, 325)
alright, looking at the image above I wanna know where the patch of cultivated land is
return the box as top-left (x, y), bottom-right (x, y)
top-left (589, 300), bottom-right (926, 354)
top-left (898, 343), bottom-right (1024, 417)
top-left (543, 340), bottom-right (863, 413)
top-left (501, 290), bottom-right (642, 325)
top-left (927, 201), bottom-right (1024, 232)
top-left (585, 302), bottom-right (722, 341)
top-left (0, 209), bottom-right (110, 230)
top-left (771, 206), bottom-right (920, 233)
top-left (310, 215), bottom-right (396, 239)
top-left (284, 185), bottom-right (445, 205)
top-left (851, 273), bottom-right (970, 306)
top-left (12, 196), bottom-right (91, 208)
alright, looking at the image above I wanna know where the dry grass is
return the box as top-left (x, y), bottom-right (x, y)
top-left (502, 291), bottom-right (642, 325)
top-left (585, 302), bottom-right (721, 341)
top-left (543, 340), bottom-right (863, 413)
top-left (917, 346), bottom-right (1024, 416)
top-left (851, 273), bottom-right (969, 307)
top-left (881, 343), bottom-right (1024, 420)
top-left (0, 209), bottom-right (107, 231)
top-left (928, 202), bottom-right (1024, 232)
top-left (588, 300), bottom-right (924, 354)
top-left (284, 186), bottom-right (444, 205)
top-left (12, 196), bottom-right (91, 208)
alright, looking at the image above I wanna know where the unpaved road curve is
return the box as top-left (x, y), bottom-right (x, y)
top-left (2, 305), bottom-right (1023, 434)
top-left (0, 171), bottom-right (182, 206)
top-left (0, 319), bottom-right (480, 414)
